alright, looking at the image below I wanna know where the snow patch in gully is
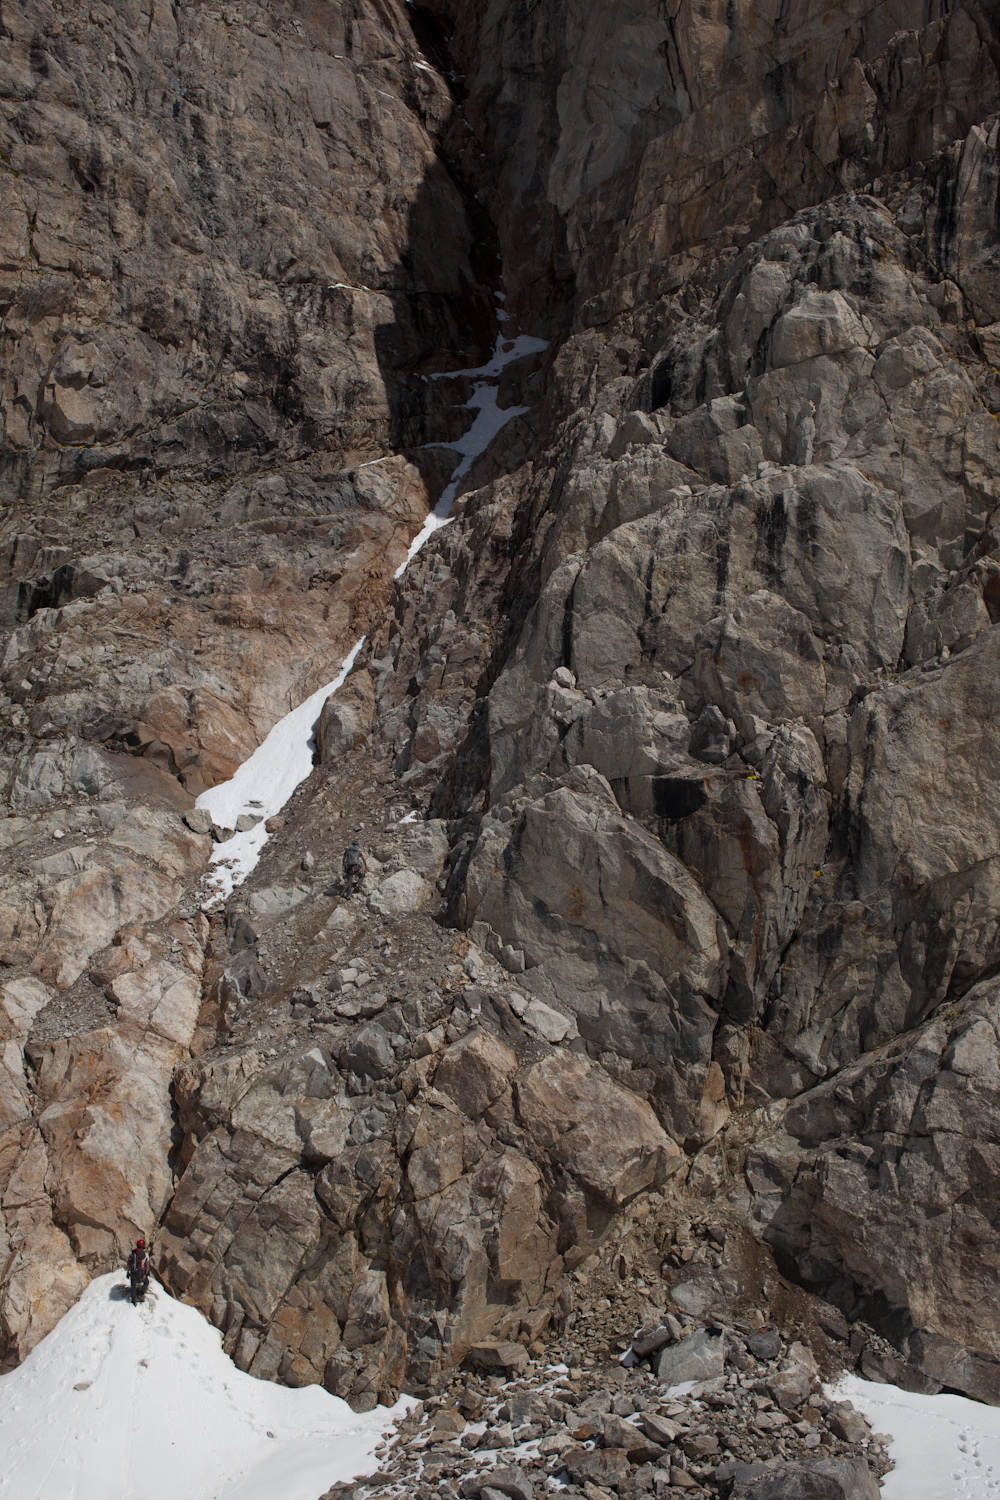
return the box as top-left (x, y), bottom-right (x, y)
top-left (395, 326), bottom-right (548, 578)
top-left (195, 636), bottom-right (366, 900)
top-left (196, 311), bottom-right (545, 901)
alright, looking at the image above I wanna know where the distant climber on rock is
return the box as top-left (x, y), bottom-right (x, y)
top-left (342, 839), bottom-right (367, 898)
top-left (127, 1239), bottom-right (150, 1305)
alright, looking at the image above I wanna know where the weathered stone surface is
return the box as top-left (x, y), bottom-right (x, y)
top-left (445, 0), bottom-right (999, 338)
top-left (433, 1031), bottom-right (518, 1120)
top-left (317, 675), bottom-right (377, 763)
top-left (731, 1458), bottom-right (879, 1500)
top-left (367, 869), bottom-right (432, 917)
top-left (1, 916), bottom-right (207, 1360)
top-left (516, 1051), bottom-right (681, 1207)
top-left (466, 770), bottom-right (725, 1141)
top-left (562, 1447), bottom-right (630, 1489)
top-left (464, 1341), bottom-right (529, 1376)
top-left (31, 861), bottom-right (182, 989)
top-left (601, 1411), bottom-right (664, 1463)
top-left (3, 0), bottom-right (1000, 1433)
top-left (656, 1327), bottom-right (725, 1386)
top-left (0, 0), bottom-right (490, 495)
top-left (246, 886), bottom-right (309, 924)
top-left (747, 975), bottom-right (1000, 1402)
top-left (461, 1468), bottom-right (534, 1500)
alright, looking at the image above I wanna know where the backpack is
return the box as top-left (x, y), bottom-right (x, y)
top-left (344, 845), bottom-right (362, 874)
top-left (129, 1249), bottom-right (149, 1279)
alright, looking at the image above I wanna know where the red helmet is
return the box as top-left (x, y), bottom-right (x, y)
top-left (136, 1239), bottom-right (146, 1249)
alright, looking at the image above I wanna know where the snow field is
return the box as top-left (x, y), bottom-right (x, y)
top-left (832, 1373), bottom-right (1000, 1499)
top-left (0, 1273), bottom-right (408, 1500)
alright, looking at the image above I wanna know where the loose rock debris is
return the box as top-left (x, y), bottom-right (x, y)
top-left (323, 1314), bottom-right (890, 1499)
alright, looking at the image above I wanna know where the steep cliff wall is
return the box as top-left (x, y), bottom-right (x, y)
top-left (5, 0), bottom-right (1000, 1422)
top-left (0, 0), bottom-right (494, 496)
top-left (428, 1), bottom-right (1000, 326)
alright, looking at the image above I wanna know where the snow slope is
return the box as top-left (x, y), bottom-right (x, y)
top-left (833, 1374), bottom-right (1000, 1498)
top-left (0, 1273), bottom-right (408, 1500)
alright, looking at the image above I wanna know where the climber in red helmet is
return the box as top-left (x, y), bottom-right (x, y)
top-left (127, 1238), bottom-right (150, 1305)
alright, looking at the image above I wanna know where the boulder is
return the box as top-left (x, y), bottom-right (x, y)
top-left (516, 1051), bottom-right (682, 1206)
top-left (461, 1468), bottom-right (534, 1500)
top-left (562, 1447), bottom-right (630, 1489)
top-left (748, 1328), bottom-right (782, 1361)
top-left (246, 886), bottom-right (308, 923)
top-left (521, 998), bottom-right (577, 1044)
top-left (317, 674), bottom-right (376, 762)
top-left (601, 1412), bottom-right (664, 1463)
top-left (464, 1341), bottom-right (529, 1376)
top-left (433, 1030), bottom-right (518, 1119)
top-left (642, 1412), bottom-right (682, 1443)
top-left (398, 819), bottom-right (450, 877)
top-left (656, 1327), bottom-right (725, 1385)
top-left (184, 808), bottom-right (214, 835)
top-left (367, 869), bottom-right (432, 916)
top-left (667, 395), bottom-right (763, 483)
top-left (827, 1405), bottom-right (871, 1445)
top-left (608, 409), bottom-right (660, 460)
top-left (731, 1457), bottom-right (879, 1499)
top-left (340, 1024), bottom-right (394, 1082)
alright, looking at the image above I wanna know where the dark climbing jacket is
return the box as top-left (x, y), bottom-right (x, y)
top-left (127, 1248), bottom-right (150, 1281)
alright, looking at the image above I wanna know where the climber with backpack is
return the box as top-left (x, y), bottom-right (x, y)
top-left (342, 839), bottom-right (367, 898)
top-left (127, 1238), bottom-right (150, 1305)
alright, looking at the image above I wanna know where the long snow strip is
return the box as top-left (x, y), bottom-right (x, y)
top-left (0, 1273), bottom-right (409, 1500)
top-left (192, 312), bottom-right (546, 900)
top-left (194, 636), bottom-right (365, 899)
top-left (832, 1373), bottom-right (1000, 1498)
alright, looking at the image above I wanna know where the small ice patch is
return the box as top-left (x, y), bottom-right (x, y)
top-left (394, 328), bottom-right (548, 579)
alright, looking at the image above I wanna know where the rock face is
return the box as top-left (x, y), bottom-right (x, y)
top-left (4, 0), bottom-right (1000, 1426)
top-left (435, 0), bottom-right (1000, 331)
top-left (0, 902), bottom-right (208, 1363)
top-left (0, 0), bottom-right (493, 496)
top-left (157, 1016), bottom-right (681, 1407)
top-left (747, 974), bottom-right (1000, 1404)
top-left (332, 2), bottom-right (1000, 1402)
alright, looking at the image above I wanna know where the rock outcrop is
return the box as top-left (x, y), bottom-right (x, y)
top-left (747, 973), bottom-right (1000, 1404)
top-left (158, 1002), bottom-right (681, 1408)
